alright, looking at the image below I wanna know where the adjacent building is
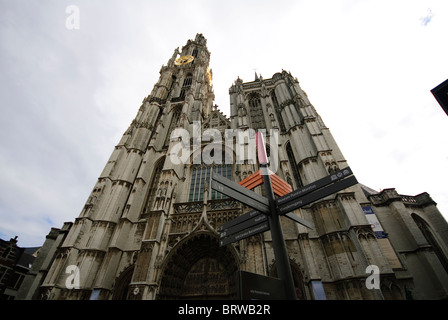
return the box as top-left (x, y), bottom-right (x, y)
top-left (0, 236), bottom-right (38, 299)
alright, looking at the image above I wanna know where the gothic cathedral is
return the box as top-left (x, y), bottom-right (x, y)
top-left (20, 34), bottom-right (448, 300)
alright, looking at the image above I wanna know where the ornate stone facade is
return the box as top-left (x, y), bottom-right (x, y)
top-left (19, 34), bottom-right (448, 300)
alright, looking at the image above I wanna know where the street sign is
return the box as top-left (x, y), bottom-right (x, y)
top-left (218, 211), bottom-right (270, 246)
top-left (277, 175), bottom-right (358, 214)
top-left (431, 78), bottom-right (448, 116)
top-left (216, 135), bottom-right (356, 300)
top-left (219, 220), bottom-right (270, 247)
top-left (218, 210), bottom-right (262, 232)
top-left (284, 212), bottom-right (314, 229)
top-left (211, 173), bottom-right (270, 214)
top-left (276, 167), bottom-right (353, 206)
top-left (211, 180), bottom-right (269, 214)
top-left (236, 270), bottom-right (286, 300)
top-left (219, 213), bottom-right (268, 239)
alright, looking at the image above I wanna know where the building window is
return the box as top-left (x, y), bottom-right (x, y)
top-left (270, 90), bottom-right (286, 131)
top-left (248, 92), bottom-right (265, 130)
top-left (143, 158), bottom-right (164, 214)
top-left (192, 48), bottom-right (199, 58)
top-left (183, 74), bottom-right (193, 87)
top-left (189, 164), bottom-right (232, 202)
top-left (412, 213), bottom-right (448, 274)
top-left (165, 107), bottom-right (182, 146)
top-left (167, 75), bottom-right (176, 98)
top-left (0, 266), bottom-right (7, 282)
top-left (7, 272), bottom-right (24, 289)
top-left (180, 73), bottom-right (193, 99)
top-left (286, 142), bottom-right (303, 188)
top-left (1, 247), bottom-right (11, 259)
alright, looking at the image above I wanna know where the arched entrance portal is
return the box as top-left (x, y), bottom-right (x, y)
top-left (157, 233), bottom-right (239, 300)
top-left (112, 266), bottom-right (134, 300)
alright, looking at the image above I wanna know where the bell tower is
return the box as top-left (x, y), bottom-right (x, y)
top-left (32, 34), bottom-right (221, 300)
top-left (148, 33), bottom-right (214, 152)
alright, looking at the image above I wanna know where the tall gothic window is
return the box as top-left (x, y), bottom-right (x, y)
top-left (167, 75), bottom-right (176, 98)
top-left (180, 73), bottom-right (193, 99)
top-left (248, 92), bottom-right (265, 130)
top-left (270, 90), bottom-right (286, 132)
top-left (165, 107), bottom-right (182, 146)
top-left (142, 157), bottom-right (164, 215)
top-left (286, 142), bottom-right (303, 188)
top-left (412, 214), bottom-right (448, 274)
top-left (189, 164), bottom-right (232, 202)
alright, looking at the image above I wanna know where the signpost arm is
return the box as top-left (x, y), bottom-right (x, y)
top-left (256, 132), bottom-right (297, 300)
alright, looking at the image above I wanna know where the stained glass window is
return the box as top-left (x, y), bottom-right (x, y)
top-left (189, 164), bottom-right (232, 202)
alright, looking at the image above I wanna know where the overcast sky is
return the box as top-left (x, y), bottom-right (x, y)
top-left (1, 0), bottom-right (447, 247)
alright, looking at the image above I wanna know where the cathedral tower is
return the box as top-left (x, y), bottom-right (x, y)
top-left (21, 34), bottom-right (448, 300)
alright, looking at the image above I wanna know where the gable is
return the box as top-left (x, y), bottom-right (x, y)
top-left (202, 107), bottom-right (230, 132)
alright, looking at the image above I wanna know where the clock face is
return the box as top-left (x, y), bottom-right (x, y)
top-left (174, 55), bottom-right (194, 66)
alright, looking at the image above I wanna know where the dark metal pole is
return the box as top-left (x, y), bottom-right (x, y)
top-left (261, 164), bottom-right (297, 300)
